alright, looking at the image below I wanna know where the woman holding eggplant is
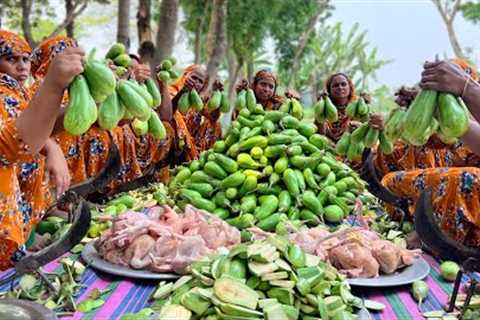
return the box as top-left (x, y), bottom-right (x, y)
top-left (0, 30), bottom-right (84, 269)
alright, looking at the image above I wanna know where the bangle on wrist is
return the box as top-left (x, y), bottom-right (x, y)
top-left (461, 76), bottom-right (471, 99)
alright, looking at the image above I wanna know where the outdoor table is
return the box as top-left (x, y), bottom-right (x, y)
top-left (0, 251), bottom-right (470, 320)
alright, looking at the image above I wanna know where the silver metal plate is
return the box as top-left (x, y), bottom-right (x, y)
top-left (0, 299), bottom-right (57, 320)
top-left (81, 241), bottom-right (180, 280)
top-left (347, 257), bottom-right (430, 287)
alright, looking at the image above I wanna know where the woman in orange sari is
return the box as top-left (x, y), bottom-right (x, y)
top-left (381, 59), bottom-right (480, 246)
top-left (30, 36), bottom-right (92, 187)
top-left (373, 60), bottom-right (480, 176)
top-left (192, 79), bottom-right (225, 152)
top-left (0, 30), bottom-right (84, 269)
top-left (31, 38), bottom-right (174, 190)
top-left (158, 64), bottom-right (208, 164)
top-left (316, 72), bottom-right (366, 143)
top-left (232, 70), bottom-right (285, 121)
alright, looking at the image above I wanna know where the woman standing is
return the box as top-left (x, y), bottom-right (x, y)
top-left (0, 30), bottom-right (83, 269)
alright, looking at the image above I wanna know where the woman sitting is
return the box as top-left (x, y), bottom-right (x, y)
top-left (316, 72), bottom-right (369, 143)
top-left (381, 59), bottom-right (480, 246)
top-left (0, 30), bottom-right (83, 270)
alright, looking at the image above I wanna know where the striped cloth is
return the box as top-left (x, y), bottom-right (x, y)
top-left (0, 253), bottom-right (469, 320)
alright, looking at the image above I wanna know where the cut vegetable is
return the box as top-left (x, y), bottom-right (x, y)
top-left (214, 277), bottom-right (259, 309)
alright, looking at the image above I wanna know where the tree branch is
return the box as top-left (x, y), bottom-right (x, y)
top-left (431, 0), bottom-right (449, 24)
top-left (49, 0), bottom-right (88, 38)
top-left (21, 0), bottom-right (35, 47)
top-left (286, 0), bottom-right (329, 87)
top-left (431, 0), bottom-right (464, 58)
top-left (450, 0), bottom-right (463, 21)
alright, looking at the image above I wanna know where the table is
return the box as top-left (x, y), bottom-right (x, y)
top-left (0, 253), bottom-right (472, 320)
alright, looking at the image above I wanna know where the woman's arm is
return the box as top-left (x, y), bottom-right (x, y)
top-left (16, 47), bottom-right (84, 154)
top-left (461, 120), bottom-right (480, 157)
top-left (157, 80), bottom-right (173, 122)
top-left (420, 60), bottom-right (480, 123)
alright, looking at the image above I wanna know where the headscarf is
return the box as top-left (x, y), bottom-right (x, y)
top-left (168, 64), bottom-right (208, 99)
top-left (251, 69), bottom-right (283, 110)
top-left (452, 58), bottom-right (479, 82)
top-left (31, 35), bottom-right (77, 79)
top-left (324, 72), bottom-right (358, 104)
top-left (0, 30), bottom-right (31, 58)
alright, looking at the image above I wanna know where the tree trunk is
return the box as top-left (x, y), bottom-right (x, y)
top-left (431, 0), bottom-right (464, 58)
top-left (247, 60), bottom-right (254, 83)
top-left (310, 72), bottom-right (319, 105)
top-left (205, 0), bottom-right (226, 91)
top-left (20, 0), bottom-right (35, 47)
top-left (137, 0), bottom-right (152, 43)
top-left (154, 0), bottom-right (179, 66)
top-left (117, 0), bottom-right (131, 50)
top-left (193, 24), bottom-right (202, 64)
top-left (222, 51), bottom-right (243, 130)
top-left (0, 5), bottom-right (4, 28)
top-left (286, 1), bottom-right (325, 87)
top-left (65, 0), bottom-right (75, 38)
top-left (445, 20), bottom-right (463, 58)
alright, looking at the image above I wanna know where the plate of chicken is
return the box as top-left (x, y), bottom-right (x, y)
top-left (82, 205), bottom-right (241, 279)
top-left (249, 224), bottom-right (428, 287)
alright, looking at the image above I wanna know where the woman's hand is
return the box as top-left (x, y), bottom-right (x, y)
top-left (420, 60), bottom-right (469, 96)
top-left (285, 88), bottom-right (300, 100)
top-left (348, 120), bottom-right (362, 131)
top-left (235, 79), bottom-right (249, 93)
top-left (369, 113), bottom-right (385, 130)
top-left (28, 233), bottom-right (51, 252)
top-left (45, 141), bottom-right (71, 196)
top-left (184, 75), bottom-right (196, 91)
top-left (212, 79), bottom-right (224, 91)
top-left (44, 47), bottom-right (85, 91)
top-left (132, 63), bottom-right (151, 83)
top-left (360, 92), bottom-right (372, 104)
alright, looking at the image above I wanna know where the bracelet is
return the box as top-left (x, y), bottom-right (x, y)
top-left (461, 76), bottom-right (471, 99)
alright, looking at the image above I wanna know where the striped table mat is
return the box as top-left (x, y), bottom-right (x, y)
top-left (0, 253), bottom-right (471, 320)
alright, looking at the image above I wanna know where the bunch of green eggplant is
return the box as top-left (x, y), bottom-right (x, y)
top-left (156, 57), bottom-right (179, 82)
top-left (149, 236), bottom-right (365, 320)
top-left (169, 100), bottom-right (368, 232)
top-left (313, 94), bottom-right (339, 123)
top-left (208, 89), bottom-right (230, 114)
top-left (400, 89), bottom-right (469, 146)
top-left (0, 258), bottom-right (86, 313)
top-left (336, 121), bottom-right (394, 161)
top-left (345, 97), bottom-right (371, 121)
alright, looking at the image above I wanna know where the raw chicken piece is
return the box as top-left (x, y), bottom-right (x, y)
top-left (329, 243), bottom-right (380, 278)
top-left (370, 240), bottom-right (402, 274)
top-left (102, 248), bottom-right (129, 266)
top-left (171, 235), bottom-right (211, 274)
top-left (96, 205), bottom-right (240, 274)
top-left (401, 249), bottom-right (421, 265)
top-left (245, 223), bottom-right (420, 279)
top-left (124, 234), bottom-right (156, 269)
